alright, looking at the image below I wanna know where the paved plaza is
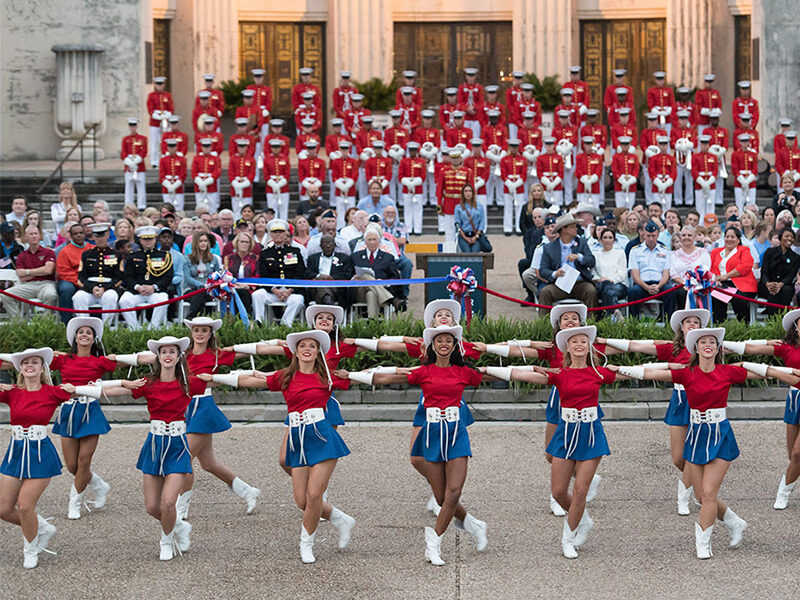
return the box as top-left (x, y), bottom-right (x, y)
top-left (1, 421), bottom-right (797, 599)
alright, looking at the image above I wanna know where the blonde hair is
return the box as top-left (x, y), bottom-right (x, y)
top-left (527, 182), bottom-right (545, 214)
top-left (16, 356), bottom-right (52, 386)
top-left (232, 231), bottom-right (254, 254)
top-left (58, 182), bottom-right (78, 208)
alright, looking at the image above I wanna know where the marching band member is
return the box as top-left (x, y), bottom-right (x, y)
top-left (399, 141), bottom-right (428, 235)
top-left (195, 73), bottom-right (226, 118)
top-left (536, 137), bottom-right (565, 206)
top-left (465, 139), bottom-right (491, 217)
top-left (649, 136), bottom-right (677, 210)
top-left (458, 67), bottom-right (484, 138)
top-left (331, 140), bottom-right (360, 229)
top-left (194, 116), bottom-right (223, 157)
top-left (344, 94), bottom-right (370, 141)
top-left (332, 71), bottom-right (356, 118)
top-left (775, 131), bottom-right (800, 191)
top-left (732, 134), bottom-right (758, 212)
top-left (519, 112), bottom-right (543, 194)
top-left (696, 74), bottom-right (722, 136)
top-left (264, 138), bottom-right (291, 222)
top-left (671, 110), bottom-right (698, 206)
top-left (121, 118), bottom-right (147, 209)
top-left (291, 66), bottom-right (321, 112)
top-left (396, 87), bottom-right (421, 133)
top-left (160, 115), bottom-right (188, 157)
top-left (506, 71), bottom-right (525, 138)
top-left (611, 136), bottom-right (639, 209)
top-left (647, 71), bottom-right (675, 134)
top-left (246, 68), bottom-right (272, 140)
top-left (146, 76), bottom-right (173, 167)
top-left (706, 109), bottom-right (730, 206)
top-left (553, 111), bottom-right (578, 204)
top-left (564, 66), bottom-right (590, 125)
top-left (297, 139), bottom-right (326, 202)
top-left (575, 137), bottom-right (603, 210)
top-left (159, 139), bottom-right (187, 211)
top-left (191, 139), bottom-right (222, 212)
top-left (437, 148), bottom-right (474, 246)
top-left (439, 88), bottom-right (459, 133)
top-left (500, 139), bottom-right (527, 235)
top-left (732, 80), bottom-right (759, 129)
top-left (692, 135), bottom-right (719, 218)
top-left (396, 70), bottom-right (423, 109)
top-left (414, 110), bottom-right (442, 211)
top-left (228, 139), bottom-right (256, 219)
top-left (263, 118), bottom-right (290, 158)
top-left (604, 69), bottom-right (634, 116)
top-left (482, 109), bottom-right (509, 205)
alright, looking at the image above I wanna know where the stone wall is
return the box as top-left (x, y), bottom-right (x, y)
top-left (1, 0), bottom-right (148, 160)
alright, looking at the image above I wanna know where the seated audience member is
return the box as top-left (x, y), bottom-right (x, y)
top-left (73, 223), bottom-right (121, 323)
top-left (253, 212), bottom-right (270, 247)
top-left (296, 184), bottom-right (329, 219)
top-left (0, 221), bottom-right (24, 268)
top-left (306, 209), bottom-right (351, 256)
top-left (23, 210), bottom-right (54, 249)
top-left (223, 231), bottom-right (259, 317)
top-left (293, 215), bottom-right (312, 248)
top-left (158, 227), bottom-right (186, 296)
top-left (668, 225), bottom-right (710, 309)
top-left (183, 232), bottom-right (223, 319)
top-left (536, 213), bottom-right (598, 317)
top-left (1, 225), bottom-right (57, 318)
top-left (5, 196), bottom-right (27, 226)
top-left (759, 228), bottom-right (800, 315)
top-left (306, 233), bottom-right (355, 309)
top-left (351, 225), bottom-right (405, 315)
top-left (521, 214), bottom-right (558, 301)
top-left (118, 226), bottom-right (174, 330)
top-left (357, 180), bottom-right (396, 217)
top-left (774, 172), bottom-right (800, 214)
top-left (454, 183), bottom-right (492, 253)
top-left (213, 209), bottom-right (236, 244)
top-left (221, 219), bottom-right (257, 258)
top-left (593, 228), bottom-right (628, 319)
top-left (340, 209), bottom-right (368, 242)
top-left (709, 227), bottom-right (757, 322)
top-left (54, 222), bottom-right (90, 324)
top-left (627, 220), bottom-right (675, 318)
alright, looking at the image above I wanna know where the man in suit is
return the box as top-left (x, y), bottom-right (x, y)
top-left (537, 213), bottom-right (598, 317)
top-left (351, 225), bottom-right (404, 316)
top-left (306, 233), bottom-right (355, 309)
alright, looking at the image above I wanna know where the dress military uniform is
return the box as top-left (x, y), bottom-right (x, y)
top-left (146, 86), bottom-right (174, 167)
top-left (252, 240), bottom-right (307, 326)
top-left (118, 237), bottom-right (174, 330)
top-left (159, 152), bottom-right (187, 210)
top-left (121, 128), bottom-right (148, 209)
top-left (627, 235), bottom-right (674, 317)
top-left (436, 163), bottom-right (474, 245)
top-left (73, 245), bottom-right (122, 322)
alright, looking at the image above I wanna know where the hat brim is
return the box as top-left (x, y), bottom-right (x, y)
top-left (66, 317), bottom-right (104, 345)
top-left (184, 317), bottom-right (222, 332)
top-left (286, 330), bottom-right (331, 357)
top-left (11, 348), bottom-right (54, 372)
top-left (550, 303), bottom-right (588, 329)
top-left (553, 215), bottom-right (579, 233)
top-left (147, 336), bottom-right (191, 355)
top-left (306, 305), bottom-right (345, 328)
top-left (685, 328), bottom-right (725, 357)
top-left (422, 325), bottom-right (463, 348)
top-left (555, 325), bottom-right (597, 354)
top-left (424, 300), bottom-right (462, 328)
top-left (669, 309), bottom-right (710, 333)
top-left (783, 309), bottom-right (800, 334)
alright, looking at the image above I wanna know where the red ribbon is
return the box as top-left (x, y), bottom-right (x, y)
top-left (476, 284), bottom-right (681, 311)
top-left (0, 286), bottom-right (208, 314)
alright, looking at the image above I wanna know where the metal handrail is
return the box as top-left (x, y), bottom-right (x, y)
top-left (35, 123), bottom-right (99, 195)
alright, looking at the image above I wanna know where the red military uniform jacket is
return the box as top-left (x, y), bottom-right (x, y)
top-left (464, 155), bottom-right (490, 195)
top-left (611, 151), bottom-right (640, 191)
top-left (553, 124), bottom-right (579, 146)
top-left (518, 126), bottom-right (543, 150)
top-left (245, 84), bottom-right (272, 112)
top-left (479, 102), bottom-right (506, 127)
top-left (264, 153), bottom-right (291, 194)
top-left (384, 127), bottom-right (410, 150)
top-left (500, 154), bottom-right (528, 192)
top-left (554, 103), bottom-right (581, 128)
top-left (564, 80), bottom-right (591, 112)
top-left (604, 84), bottom-right (634, 113)
top-left (775, 133), bottom-right (798, 155)
top-left (291, 83), bottom-right (321, 110)
top-left (695, 87), bottom-right (722, 126)
top-left (536, 153), bottom-right (564, 189)
top-left (692, 152), bottom-right (719, 189)
top-left (640, 127), bottom-right (667, 152)
top-left (228, 134), bottom-right (256, 158)
top-left (672, 100), bottom-right (697, 127)
top-left (295, 132), bottom-right (321, 155)
top-left (444, 126), bottom-right (472, 149)
top-left (706, 126), bottom-right (729, 150)
top-left (511, 98), bottom-right (542, 128)
top-left (412, 127), bottom-right (442, 148)
top-left (191, 154), bottom-right (221, 192)
top-left (355, 129), bottom-right (383, 155)
top-left (333, 85), bottom-right (357, 117)
top-left (733, 128), bottom-right (760, 153)
top-left (264, 134), bottom-right (290, 158)
top-left (648, 154), bottom-right (677, 193)
top-left (481, 124), bottom-right (508, 150)
top-left (436, 165), bottom-right (473, 214)
top-left (297, 156), bottom-right (327, 183)
top-left (364, 156), bottom-right (393, 184)
top-left (395, 86), bottom-right (423, 109)
top-left (395, 104), bottom-right (420, 132)
top-left (647, 86), bottom-right (675, 112)
top-left (458, 83), bottom-right (484, 122)
top-left (194, 89), bottom-right (226, 114)
top-left (607, 99), bottom-right (636, 127)
top-left (344, 108), bottom-right (371, 136)
top-left (229, 154), bottom-right (256, 197)
top-left (732, 97), bottom-right (759, 128)
top-left (294, 104), bottom-right (322, 132)
top-left (191, 105), bottom-right (219, 134)
top-left (610, 124), bottom-right (638, 150)
top-left (398, 156), bottom-right (428, 194)
top-left (121, 134), bottom-right (147, 172)
top-left (506, 85), bottom-right (524, 113)
top-left (671, 125), bottom-right (698, 149)
top-left (439, 103), bottom-right (459, 130)
top-left (331, 157), bottom-right (360, 197)
top-left (194, 131), bottom-right (224, 156)
top-left (235, 104), bottom-right (264, 133)
top-left (159, 154), bottom-right (186, 193)
top-left (776, 147), bottom-right (800, 177)
top-left (325, 133), bottom-right (350, 156)
top-left (160, 131), bottom-right (188, 157)
top-left (731, 149), bottom-right (758, 188)
top-left (147, 91), bottom-right (175, 127)
top-left (575, 152), bottom-right (604, 193)
top-left (580, 123), bottom-right (608, 149)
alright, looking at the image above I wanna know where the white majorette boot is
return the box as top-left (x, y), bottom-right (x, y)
top-left (574, 510), bottom-right (594, 549)
top-left (463, 513), bottom-right (488, 551)
top-left (561, 520), bottom-right (578, 559)
top-left (176, 490), bottom-right (192, 521)
top-left (424, 526), bottom-right (445, 566)
top-left (329, 507), bottom-right (355, 549)
top-left (173, 519), bottom-right (192, 553)
top-left (160, 529), bottom-right (177, 561)
top-left (300, 526), bottom-right (316, 564)
top-left (586, 474), bottom-right (602, 503)
top-left (36, 515), bottom-right (57, 552)
top-left (230, 477), bottom-right (261, 515)
top-left (677, 480), bottom-right (693, 516)
top-left (426, 495), bottom-right (441, 516)
top-left (774, 475), bottom-right (796, 510)
top-left (68, 484), bottom-right (84, 520)
top-left (23, 535), bottom-right (40, 569)
top-left (695, 523), bottom-right (713, 559)
top-left (88, 473), bottom-right (111, 509)
top-left (550, 495), bottom-right (567, 517)
top-left (722, 508), bottom-right (747, 548)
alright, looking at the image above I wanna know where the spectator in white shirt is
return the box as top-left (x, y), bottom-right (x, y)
top-left (6, 196), bottom-right (27, 226)
top-left (593, 228), bottom-right (628, 319)
top-left (669, 225), bottom-right (711, 310)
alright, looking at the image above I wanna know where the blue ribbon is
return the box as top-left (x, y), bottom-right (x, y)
top-left (236, 276), bottom-right (448, 288)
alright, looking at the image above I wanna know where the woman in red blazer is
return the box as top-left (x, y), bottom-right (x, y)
top-left (709, 227), bottom-right (757, 322)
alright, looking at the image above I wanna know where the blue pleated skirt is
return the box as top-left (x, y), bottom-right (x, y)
top-left (1, 437), bottom-right (62, 479)
top-left (285, 418), bottom-right (350, 468)
top-left (683, 419), bottom-right (739, 465)
top-left (284, 395), bottom-right (346, 427)
top-left (784, 388), bottom-right (800, 425)
top-left (663, 387), bottom-right (690, 427)
top-left (410, 418), bottom-right (472, 463)
top-left (412, 392), bottom-right (475, 427)
top-left (136, 432), bottom-right (193, 476)
top-left (185, 394), bottom-right (232, 434)
top-left (546, 418), bottom-right (610, 461)
top-left (52, 400), bottom-right (112, 439)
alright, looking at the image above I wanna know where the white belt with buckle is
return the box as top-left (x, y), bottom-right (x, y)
top-left (561, 407), bottom-right (599, 423)
top-left (150, 420), bottom-right (187, 437)
top-left (673, 383), bottom-right (685, 392)
top-left (425, 406), bottom-right (460, 423)
top-left (689, 408), bottom-right (726, 424)
top-left (63, 396), bottom-right (95, 405)
top-left (425, 406), bottom-right (461, 461)
top-left (192, 387), bottom-right (212, 399)
top-left (287, 407), bottom-right (325, 428)
top-left (10, 425), bottom-right (48, 441)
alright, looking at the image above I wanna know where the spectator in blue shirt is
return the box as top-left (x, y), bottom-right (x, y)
top-left (357, 179), bottom-right (396, 216)
top-left (454, 183), bottom-right (492, 253)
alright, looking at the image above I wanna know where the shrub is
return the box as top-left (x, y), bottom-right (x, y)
top-left (219, 79), bottom-right (253, 116)
top-left (523, 73), bottom-right (562, 112)
top-left (354, 77), bottom-right (399, 112)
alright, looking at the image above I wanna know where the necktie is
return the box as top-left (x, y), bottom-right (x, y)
top-left (369, 252), bottom-right (375, 266)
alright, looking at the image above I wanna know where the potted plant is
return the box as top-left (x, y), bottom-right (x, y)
top-left (354, 77), bottom-right (399, 131)
top-left (524, 73), bottom-right (561, 135)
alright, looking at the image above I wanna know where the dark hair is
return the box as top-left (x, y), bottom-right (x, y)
top-left (724, 226), bottom-right (742, 245)
top-left (779, 228), bottom-right (795, 242)
top-left (762, 206), bottom-right (776, 220)
top-left (460, 183), bottom-right (477, 208)
top-left (281, 341), bottom-right (329, 390)
top-left (784, 319), bottom-right (800, 346)
top-left (68, 325), bottom-right (104, 358)
top-left (422, 335), bottom-right (476, 370)
top-left (688, 337), bottom-right (724, 368)
top-left (599, 228), bottom-right (615, 240)
top-left (115, 239), bottom-right (131, 251)
top-left (671, 328), bottom-right (686, 357)
top-left (152, 349), bottom-right (190, 396)
top-left (187, 323), bottom-right (218, 354)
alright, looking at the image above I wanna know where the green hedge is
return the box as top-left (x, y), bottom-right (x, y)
top-left (1, 314), bottom-right (789, 387)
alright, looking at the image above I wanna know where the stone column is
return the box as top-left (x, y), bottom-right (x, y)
top-left (666, 0), bottom-right (713, 86)
top-left (51, 44), bottom-right (106, 161)
top-left (329, 0), bottom-right (393, 82)
top-left (513, 0), bottom-right (573, 77)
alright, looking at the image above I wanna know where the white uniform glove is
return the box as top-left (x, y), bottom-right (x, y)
top-left (328, 150), bottom-right (342, 161)
top-left (301, 177), bottom-right (322, 190)
top-left (505, 177), bottom-right (524, 191)
top-left (645, 145), bottom-right (661, 159)
top-left (474, 176), bottom-right (486, 190)
top-left (388, 145), bottom-right (405, 161)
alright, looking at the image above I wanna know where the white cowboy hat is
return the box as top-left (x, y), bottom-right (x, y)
top-left (669, 309), bottom-right (710, 333)
top-left (550, 302), bottom-right (588, 329)
top-left (11, 348), bottom-right (54, 372)
top-left (147, 336), bottom-right (191, 355)
top-left (783, 309), bottom-right (800, 333)
top-left (306, 304), bottom-right (345, 328)
top-left (286, 330), bottom-right (331, 357)
top-left (66, 317), bottom-right (104, 345)
top-left (184, 316), bottom-right (222, 332)
top-left (685, 327), bottom-right (725, 357)
top-left (574, 202), bottom-right (600, 216)
top-left (553, 213), bottom-right (579, 233)
top-left (423, 299), bottom-right (461, 328)
top-left (422, 325), bottom-right (463, 348)
top-left (555, 325), bottom-right (596, 353)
